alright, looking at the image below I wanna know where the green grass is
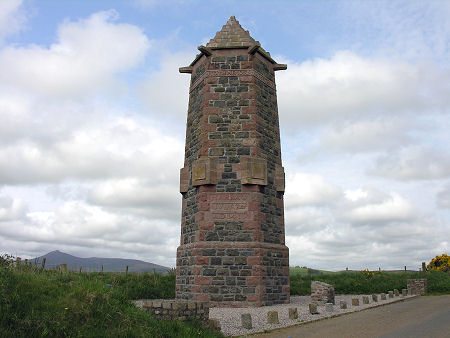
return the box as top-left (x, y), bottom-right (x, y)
top-left (0, 259), bottom-right (223, 338)
top-left (290, 270), bottom-right (450, 295)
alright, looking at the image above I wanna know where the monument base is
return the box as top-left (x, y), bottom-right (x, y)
top-left (176, 241), bottom-right (290, 307)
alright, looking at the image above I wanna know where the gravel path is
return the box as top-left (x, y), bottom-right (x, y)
top-left (209, 294), bottom-right (418, 337)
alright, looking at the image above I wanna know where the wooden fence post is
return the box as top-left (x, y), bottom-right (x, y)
top-left (101, 265), bottom-right (103, 273)
top-left (126, 265), bottom-right (129, 276)
top-left (16, 257), bottom-right (21, 268)
top-left (41, 257), bottom-right (46, 269)
top-left (404, 265), bottom-right (406, 272)
top-left (60, 264), bottom-right (68, 274)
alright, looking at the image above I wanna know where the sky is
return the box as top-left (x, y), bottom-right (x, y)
top-left (0, 0), bottom-right (449, 271)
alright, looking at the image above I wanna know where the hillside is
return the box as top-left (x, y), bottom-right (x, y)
top-left (31, 250), bottom-right (170, 273)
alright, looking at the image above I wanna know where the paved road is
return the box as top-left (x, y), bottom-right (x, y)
top-left (253, 295), bottom-right (450, 338)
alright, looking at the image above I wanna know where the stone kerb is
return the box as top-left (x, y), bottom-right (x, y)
top-left (311, 281), bottom-right (335, 305)
top-left (407, 279), bottom-right (427, 295)
top-left (133, 299), bottom-right (209, 323)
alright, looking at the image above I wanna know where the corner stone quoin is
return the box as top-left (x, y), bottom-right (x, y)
top-left (175, 15), bottom-right (289, 307)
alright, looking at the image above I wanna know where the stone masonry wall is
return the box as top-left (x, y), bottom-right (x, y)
top-left (133, 299), bottom-right (209, 323)
top-left (176, 16), bottom-right (289, 307)
top-left (311, 281), bottom-right (335, 305)
top-left (407, 279), bottom-right (427, 295)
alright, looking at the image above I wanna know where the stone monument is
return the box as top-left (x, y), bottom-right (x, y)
top-left (176, 16), bottom-right (289, 307)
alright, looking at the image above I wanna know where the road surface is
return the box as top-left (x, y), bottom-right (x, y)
top-left (253, 295), bottom-right (450, 338)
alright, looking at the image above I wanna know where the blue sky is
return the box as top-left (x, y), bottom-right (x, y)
top-left (0, 0), bottom-right (449, 270)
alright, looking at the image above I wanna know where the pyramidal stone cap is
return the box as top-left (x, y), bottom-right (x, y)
top-left (206, 15), bottom-right (257, 49)
top-left (180, 15), bottom-right (287, 73)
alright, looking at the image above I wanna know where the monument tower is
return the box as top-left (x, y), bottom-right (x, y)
top-left (177, 16), bottom-right (289, 307)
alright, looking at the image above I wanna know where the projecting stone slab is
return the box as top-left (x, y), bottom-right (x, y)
top-left (381, 293), bottom-right (387, 300)
top-left (394, 289), bottom-right (399, 296)
top-left (389, 291), bottom-right (394, 298)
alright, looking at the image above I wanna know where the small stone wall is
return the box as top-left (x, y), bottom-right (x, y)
top-left (133, 299), bottom-right (209, 322)
top-left (311, 281), bottom-right (335, 305)
top-left (407, 279), bottom-right (427, 295)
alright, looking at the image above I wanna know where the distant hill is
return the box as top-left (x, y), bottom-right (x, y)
top-left (30, 250), bottom-right (170, 273)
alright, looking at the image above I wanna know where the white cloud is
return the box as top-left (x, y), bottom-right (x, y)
top-left (0, 0), bottom-right (25, 41)
top-left (318, 118), bottom-right (414, 153)
top-left (370, 146), bottom-right (450, 180)
top-left (0, 195), bottom-right (27, 221)
top-left (0, 10), bottom-right (150, 97)
top-left (285, 173), bottom-right (341, 207)
top-left (436, 184), bottom-right (450, 209)
top-left (277, 51), bottom-right (450, 128)
top-left (339, 190), bottom-right (415, 224)
top-left (138, 51), bottom-right (191, 121)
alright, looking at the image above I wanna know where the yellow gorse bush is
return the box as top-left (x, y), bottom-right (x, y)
top-left (427, 253), bottom-right (450, 272)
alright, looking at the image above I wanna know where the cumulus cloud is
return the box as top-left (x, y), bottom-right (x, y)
top-left (0, 10), bottom-right (150, 97)
top-left (277, 51), bottom-right (450, 128)
top-left (370, 146), bottom-right (450, 180)
top-left (339, 189), bottom-right (415, 224)
top-left (436, 184), bottom-right (450, 209)
top-left (0, 195), bottom-right (27, 221)
top-left (285, 173), bottom-right (341, 207)
top-left (138, 51), bottom-right (191, 121)
top-left (0, 0), bottom-right (25, 42)
top-left (318, 118), bottom-right (414, 153)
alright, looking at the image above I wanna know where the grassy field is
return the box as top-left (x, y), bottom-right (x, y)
top-left (2, 255), bottom-right (449, 337)
top-left (0, 258), bottom-right (223, 338)
top-left (290, 270), bottom-right (450, 295)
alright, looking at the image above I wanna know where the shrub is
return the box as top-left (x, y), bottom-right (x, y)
top-left (427, 253), bottom-right (450, 272)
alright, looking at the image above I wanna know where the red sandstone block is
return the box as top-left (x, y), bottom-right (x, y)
top-left (239, 75), bottom-right (253, 83)
top-left (195, 213), bottom-right (204, 222)
top-left (206, 77), bottom-right (218, 84)
top-left (248, 256), bottom-right (262, 265)
top-left (191, 285), bottom-right (201, 293)
top-left (191, 266), bottom-right (202, 275)
top-left (247, 294), bottom-right (262, 302)
top-left (199, 185), bottom-right (216, 192)
top-left (195, 256), bottom-right (209, 265)
top-left (283, 285), bottom-right (291, 293)
top-left (241, 184), bottom-right (259, 192)
top-left (242, 122), bottom-right (257, 131)
top-left (241, 61), bottom-right (252, 69)
top-left (204, 92), bottom-right (220, 101)
top-left (198, 202), bottom-right (210, 211)
top-left (241, 92), bottom-right (256, 100)
top-left (248, 201), bottom-right (260, 211)
top-left (195, 276), bottom-right (211, 285)
top-left (195, 294), bottom-right (210, 302)
top-left (241, 106), bottom-right (257, 114)
top-left (243, 221), bottom-right (259, 230)
top-left (247, 276), bottom-right (261, 286)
